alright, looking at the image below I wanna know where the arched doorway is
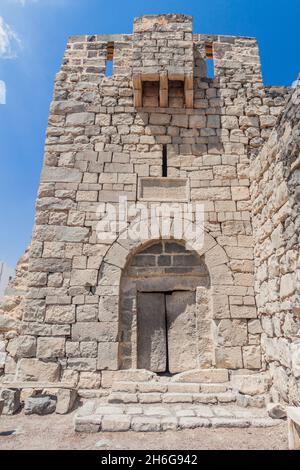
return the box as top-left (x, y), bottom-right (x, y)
top-left (119, 239), bottom-right (211, 373)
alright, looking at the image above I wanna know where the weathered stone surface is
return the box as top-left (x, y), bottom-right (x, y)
top-left (45, 305), bottom-right (75, 324)
top-left (101, 415), bottom-right (131, 431)
top-left (6, 336), bottom-right (36, 358)
top-left (215, 347), bottom-right (243, 369)
top-left (230, 305), bottom-right (257, 319)
top-left (131, 416), bottom-right (161, 432)
top-left (37, 337), bottom-right (65, 359)
top-left (173, 369), bottom-right (229, 383)
top-left (231, 374), bottom-right (271, 396)
top-left (166, 291), bottom-right (198, 373)
top-left (41, 167), bottom-right (82, 183)
top-left (34, 225), bottom-right (89, 242)
top-left (56, 389), bottom-right (77, 414)
top-left (24, 395), bottom-right (57, 415)
top-left (16, 359), bottom-right (61, 382)
top-left (97, 342), bottom-right (119, 370)
top-left (66, 112), bottom-right (95, 126)
top-left (70, 269), bottom-right (98, 287)
top-left (267, 402), bottom-right (287, 419)
top-left (250, 82), bottom-right (299, 405)
top-left (50, 100), bottom-right (85, 115)
top-left (242, 346), bottom-right (261, 369)
top-left (72, 322), bottom-right (118, 342)
top-left (67, 358), bottom-right (97, 371)
top-left (218, 320), bottom-right (248, 346)
top-left (0, 389), bottom-right (21, 415)
top-left (79, 371), bottom-right (101, 389)
top-left (108, 392), bottom-right (138, 404)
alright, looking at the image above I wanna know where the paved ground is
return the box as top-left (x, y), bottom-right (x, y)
top-left (0, 411), bottom-right (288, 450)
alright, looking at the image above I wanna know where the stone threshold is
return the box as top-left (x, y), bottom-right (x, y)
top-left (74, 401), bottom-right (282, 433)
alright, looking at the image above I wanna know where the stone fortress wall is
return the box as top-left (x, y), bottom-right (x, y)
top-left (0, 15), bottom-right (298, 405)
top-left (250, 81), bottom-right (300, 404)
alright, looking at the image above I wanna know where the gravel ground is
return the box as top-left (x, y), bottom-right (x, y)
top-left (0, 411), bottom-right (288, 450)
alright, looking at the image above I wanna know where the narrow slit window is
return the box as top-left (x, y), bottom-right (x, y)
top-left (205, 43), bottom-right (214, 79)
top-left (106, 42), bottom-right (114, 77)
top-left (206, 58), bottom-right (214, 78)
top-left (162, 145), bottom-right (168, 177)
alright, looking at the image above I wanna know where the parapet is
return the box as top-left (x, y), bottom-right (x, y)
top-left (132, 14), bottom-right (194, 108)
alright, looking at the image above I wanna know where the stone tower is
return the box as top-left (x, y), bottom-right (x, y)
top-left (0, 14), bottom-right (298, 407)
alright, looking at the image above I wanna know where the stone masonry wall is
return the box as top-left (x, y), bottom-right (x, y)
top-left (251, 79), bottom-right (300, 405)
top-left (0, 15), bottom-right (294, 393)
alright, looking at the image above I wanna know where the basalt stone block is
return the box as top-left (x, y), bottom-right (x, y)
top-left (24, 395), bottom-right (57, 415)
top-left (267, 403), bottom-right (287, 419)
top-left (0, 389), bottom-right (21, 415)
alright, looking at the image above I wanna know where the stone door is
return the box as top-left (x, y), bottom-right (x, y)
top-left (166, 291), bottom-right (198, 373)
top-left (137, 292), bottom-right (167, 372)
top-left (137, 291), bottom-right (198, 374)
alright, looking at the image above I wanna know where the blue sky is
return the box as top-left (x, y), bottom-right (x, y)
top-left (0, 0), bottom-right (299, 268)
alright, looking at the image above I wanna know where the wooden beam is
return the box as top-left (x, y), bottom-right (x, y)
top-left (159, 72), bottom-right (168, 108)
top-left (205, 43), bottom-right (213, 59)
top-left (132, 74), bottom-right (142, 90)
top-left (184, 74), bottom-right (194, 108)
top-left (134, 89), bottom-right (142, 108)
top-left (141, 72), bottom-right (160, 82)
top-left (168, 73), bottom-right (185, 82)
top-left (107, 41), bottom-right (114, 60)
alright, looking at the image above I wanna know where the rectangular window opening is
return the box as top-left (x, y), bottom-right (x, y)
top-left (168, 80), bottom-right (184, 108)
top-left (106, 42), bottom-right (114, 77)
top-left (162, 145), bottom-right (168, 177)
top-left (206, 58), bottom-right (214, 78)
top-left (205, 43), bottom-right (214, 79)
top-left (142, 81), bottom-right (159, 107)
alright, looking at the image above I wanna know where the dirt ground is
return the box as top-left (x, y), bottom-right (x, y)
top-left (0, 411), bottom-right (288, 450)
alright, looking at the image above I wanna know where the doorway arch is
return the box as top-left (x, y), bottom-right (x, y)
top-left (119, 239), bottom-right (211, 372)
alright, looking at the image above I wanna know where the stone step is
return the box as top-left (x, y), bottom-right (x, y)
top-left (103, 368), bottom-right (230, 385)
top-left (108, 391), bottom-right (236, 405)
top-left (0, 382), bottom-right (73, 389)
top-left (74, 401), bottom-right (282, 433)
top-left (112, 380), bottom-right (231, 394)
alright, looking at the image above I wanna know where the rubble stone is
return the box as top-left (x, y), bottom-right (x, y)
top-left (24, 395), bottom-right (57, 415)
top-left (0, 389), bottom-right (21, 415)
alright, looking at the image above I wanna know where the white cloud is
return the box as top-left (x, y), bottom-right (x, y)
top-left (9, 0), bottom-right (39, 5)
top-left (17, 0), bottom-right (39, 5)
top-left (8, 0), bottom-right (67, 6)
top-left (0, 16), bottom-right (21, 59)
top-left (0, 81), bottom-right (6, 104)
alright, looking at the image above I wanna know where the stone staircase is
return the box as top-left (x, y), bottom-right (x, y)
top-left (74, 369), bottom-right (278, 432)
top-left (108, 379), bottom-right (235, 405)
top-left (74, 401), bottom-right (282, 433)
